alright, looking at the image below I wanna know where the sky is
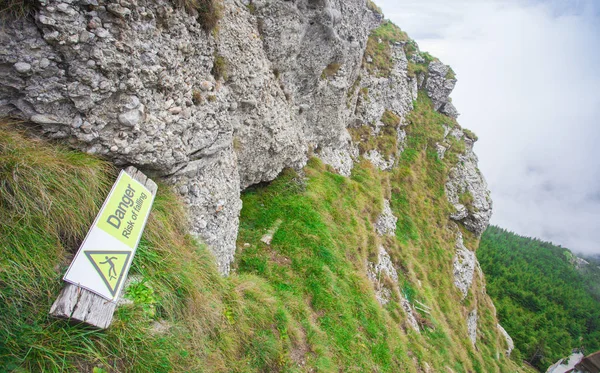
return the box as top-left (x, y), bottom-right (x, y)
top-left (376, 0), bottom-right (600, 255)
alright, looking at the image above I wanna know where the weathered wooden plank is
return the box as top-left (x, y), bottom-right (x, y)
top-left (50, 284), bottom-right (117, 329)
top-left (49, 166), bottom-right (157, 329)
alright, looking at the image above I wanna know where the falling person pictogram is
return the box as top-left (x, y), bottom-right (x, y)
top-left (99, 256), bottom-right (118, 280)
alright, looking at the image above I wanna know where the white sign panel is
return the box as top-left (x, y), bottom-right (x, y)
top-left (63, 170), bottom-right (155, 302)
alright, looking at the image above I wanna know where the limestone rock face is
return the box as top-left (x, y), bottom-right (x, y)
top-left (445, 131), bottom-right (493, 236)
top-left (350, 42), bottom-right (415, 171)
top-left (0, 0), bottom-right (375, 274)
top-left (0, 0), bottom-right (490, 275)
top-left (355, 44), bottom-right (417, 126)
top-left (366, 245), bottom-right (420, 332)
top-left (366, 202), bottom-right (420, 332)
top-left (255, 0), bottom-right (379, 174)
top-left (426, 60), bottom-right (458, 118)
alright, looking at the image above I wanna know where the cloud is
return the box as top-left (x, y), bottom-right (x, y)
top-left (376, 0), bottom-right (600, 254)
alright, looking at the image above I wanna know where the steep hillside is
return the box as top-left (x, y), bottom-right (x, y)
top-left (478, 226), bottom-right (600, 370)
top-left (0, 0), bottom-right (492, 275)
top-left (1, 0), bottom-right (530, 371)
top-left (1, 103), bottom-right (522, 371)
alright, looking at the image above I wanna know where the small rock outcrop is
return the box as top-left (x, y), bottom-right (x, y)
top-left (426, 60), bottom-right (459, 118)
top-left (375, 199), bottom-right (398, 236)
top-left (366, 246), bottom-right (398, 305)
top-left (366, 246), bottom-right (420, 332)
top-left (497, 324), bottom-right (514, 357)
top-left (445, 130), bottom-right (493, 235)
top-left (366, 196), bottom-right (420, 332)
top-left (453, 231), bottom-right (476, 299)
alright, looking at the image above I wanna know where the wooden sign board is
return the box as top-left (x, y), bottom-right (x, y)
top-left (50, 166), bottom-right (157, 328)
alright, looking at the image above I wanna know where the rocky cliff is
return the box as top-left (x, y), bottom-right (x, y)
top-left (0, 0), bottom-right (490, 274)
top-left (1, 0), bottom-right (523, 371)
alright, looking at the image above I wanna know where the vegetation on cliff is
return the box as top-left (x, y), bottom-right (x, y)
top-left (478, 226), bottom-right (600, 370)
top-left (0, 93), bottom-right (526, 372)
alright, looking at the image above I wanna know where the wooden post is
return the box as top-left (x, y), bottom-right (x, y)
top-left (49, 166), bottom-right (157, 329)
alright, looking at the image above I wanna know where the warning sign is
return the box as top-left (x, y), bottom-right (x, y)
top-left (63, 170), bottom-right (155, 301)
top-left (85, 251), bottom-right (132, 297)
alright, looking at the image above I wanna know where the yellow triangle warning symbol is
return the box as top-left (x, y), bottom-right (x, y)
top-left (84, 251), bottom-right (132, 297)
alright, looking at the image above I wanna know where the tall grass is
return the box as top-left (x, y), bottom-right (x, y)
top-left (0, 0), bottom-right (35, 19)
top-left (0, 123), bottom-right (299, 372)
top-left (0, 102), bottom-right (525, 372)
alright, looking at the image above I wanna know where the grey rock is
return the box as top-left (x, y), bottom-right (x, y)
top-left (426, 60), bottom-right (458, 117)
top-left (107, 3), bottom-right (131, 18)
top-left (453, 231), bottom-right (476, 299)
top-left (364, 149), bottom-right (394, 171)
top-left (168, 106), bottom-right (182, 115)
top-left (39, 58), bottom-right (50, 68)
top-left (317, 144), bottom-right (356, 177)
top-left (71, 115), bottom-right (83, 128)
top-left (118, 108), bottom-right (143, 127)
top-left (199, 80), bottom-right (213, 91)
top-left (260, 219), bottom-right (283, 245)
top-left (123, 96), bottom-right (141, 110)
top-left (31, 114), bottom-right (63, 125)
top-left (366, 245), bottom-right (419, 332)
top-left (239, 99), bottom-right (257, 109)
top-left (400, 296), bottom-right (420, 332)
top-left (298, 104), bottom-right (310, 113)
top-left (375, 199), bottom-right (397, 236)
top-left (14, 62), bottom-right (32, 74)
top-left (367, 246), bottom-right (399, 305)
top-left (355, 44), bottom-right (415, 127)
top-left (168, 148), bottom-right (242, 275)
top-left (546, 352), bottom-right (585, 373)
top-left (568, 254), bottom-right (590, 269)
top-left (497, 324), bottom-right (514, 357)
top-left (441, 102), bottom-right (459, 118)
top-left (411, 53), bottom-right (425, 64)
top-left (445, 130), bottom-right (493, 235)
top-left (79, 30), bottom-right (93, 43)
top-left (94, 28), bottom-right (110, 39)
top-left (436, 143), bottom-right (447, 159)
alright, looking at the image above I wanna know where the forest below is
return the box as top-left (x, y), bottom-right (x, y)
top-left (478, 226), bottom-right (600, 370)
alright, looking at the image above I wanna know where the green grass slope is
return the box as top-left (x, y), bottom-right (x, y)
top-left (478, 226), bottom-right (600, 370)
top-left (1, 94), bottom-right (526, 372)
